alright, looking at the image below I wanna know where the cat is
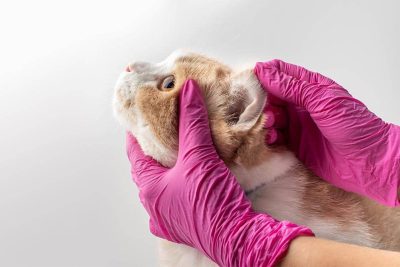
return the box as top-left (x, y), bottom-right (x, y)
top-left (113, 50), bottom-right (400, 266)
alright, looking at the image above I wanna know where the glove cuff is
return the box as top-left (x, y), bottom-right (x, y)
top-left (211, 211), bottom-right (314, 267)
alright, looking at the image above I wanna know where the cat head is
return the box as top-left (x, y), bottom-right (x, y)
top-left (113, 51), bottom-right (268, 168)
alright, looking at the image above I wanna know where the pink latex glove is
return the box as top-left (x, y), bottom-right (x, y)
top-left (126, 80), bottom-right (313, 267)
top-left (255, 60), bottom-right (400, 207)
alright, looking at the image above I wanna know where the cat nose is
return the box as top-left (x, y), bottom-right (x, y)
top-left (125, 62), bottom-right (148, 73)
top-left (125, 64), bottom-right (133, 72)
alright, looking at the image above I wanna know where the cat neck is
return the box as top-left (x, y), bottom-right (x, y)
top-left (230, 148), bottom-right (299, 192)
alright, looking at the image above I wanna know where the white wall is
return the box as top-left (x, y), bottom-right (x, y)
top-left (1, 0), bottom-right (399, 266)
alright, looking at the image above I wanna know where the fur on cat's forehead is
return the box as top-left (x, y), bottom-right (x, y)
top-left (129, 50), bottom-right (226, 75)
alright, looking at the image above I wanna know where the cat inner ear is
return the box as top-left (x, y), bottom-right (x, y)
top-left (227, 70), bottom-right (266, 132)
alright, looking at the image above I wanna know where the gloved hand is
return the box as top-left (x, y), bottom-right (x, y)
top-left (255, 60), bottom-right (400, 207)
top-left (126, 80), bottom-right (313, 267)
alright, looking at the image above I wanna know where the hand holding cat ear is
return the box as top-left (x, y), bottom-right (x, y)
top-left (255, 60), bottom-right (400, 207)
top-left (126, 79), bottom-right (313, 267)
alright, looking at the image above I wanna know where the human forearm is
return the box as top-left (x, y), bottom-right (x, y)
top-left (279, 236), bottom-right (400, 267)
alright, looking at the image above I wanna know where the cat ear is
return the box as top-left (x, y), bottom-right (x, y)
top-left (228, 70), bottom-right (266, 132)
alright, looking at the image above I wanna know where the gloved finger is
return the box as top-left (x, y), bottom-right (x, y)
top-left (264, 105), bottom-right (288, 129)
top-left (177, 80), bottom-right (221, 162)
top-left (126, 132), bottom-right (167, 188)
top-left (254, 61), bottom-right (351, 111)
top-left (255, 62), bottom-right (309, 107)
top-left (257, 59), bottom-right (337, 87)
top-left (265, 128), bottom-right (286, 145)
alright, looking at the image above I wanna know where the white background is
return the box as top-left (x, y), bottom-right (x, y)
top-left (1, 0), bottom-right (399, 266)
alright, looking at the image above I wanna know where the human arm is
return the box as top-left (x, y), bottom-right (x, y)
top-left (279, 236), bottom-right (400, 267)
top-left (255, 60), bottom-right (400, 207)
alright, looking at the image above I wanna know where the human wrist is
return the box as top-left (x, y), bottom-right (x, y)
top-left (211, 211), bottom-right (313, 267)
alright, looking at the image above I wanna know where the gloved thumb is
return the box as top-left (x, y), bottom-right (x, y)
top-left (254, 60), bottom-right (342, 110)
top-left (177, 80), bottom-right (220, 163)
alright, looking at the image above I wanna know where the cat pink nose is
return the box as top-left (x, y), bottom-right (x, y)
top-left (125, 65), bottom-right (132, 72)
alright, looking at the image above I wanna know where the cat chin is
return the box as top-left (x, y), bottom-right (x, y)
top-left (113, 104), bottom-right (177, 168)
top-left (130, 111), bottom-right (178, 168)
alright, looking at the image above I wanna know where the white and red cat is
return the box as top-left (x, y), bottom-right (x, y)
top-left (114, 51), bottom-right (400, 267)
